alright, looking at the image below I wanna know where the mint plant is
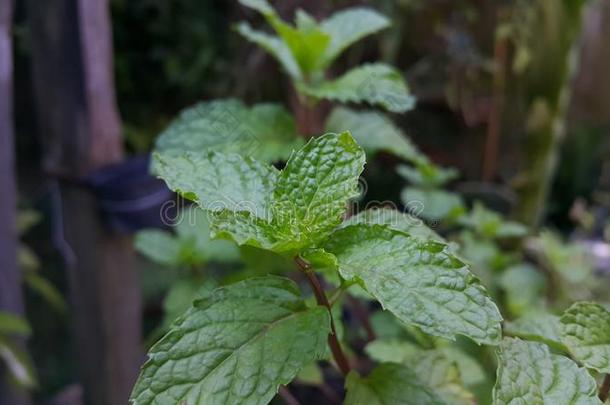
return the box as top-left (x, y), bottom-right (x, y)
top-left (130, 1), bottom-right (610, 404)
top-left (132, 132), bottom-right (503, 404)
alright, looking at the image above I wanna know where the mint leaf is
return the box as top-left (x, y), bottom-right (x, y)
top-left (162, 279), bottom-right (216, 330)
top-left (504, 312), bottom-right (566, 351)
top-left (156, 132), bottom-right (365, 255)
top-left (155, 99), bottom-right (303, 163)
top-left (273, 131), bottom-right (365, 246)
top-left (271, 11), bottom-right (330, 74)
top-left (438, 346), bottom-right (487, 388)
top-left (238, 0), bottom-right (330, 75)
top-left (401, 187), bottom-right (465, 221)
top-left (411, 350), bottom-right (475, 405)
top-left (560, 302), bottom-right (610, 374)
top-left (299, 63), bottom-right (415, 113)
top-left (397, 162), bottom-right (459, 188)
top-left (344, 363), bottom-right (444, 405)
top-left (365, 341), bottom-right (478, 404)
top-left (235, 23), bottom-right (302, 80)
top-left (342, 207), bottom-right (444, 242)
top-left (136, 207), bottom-right (239, 267)
top-left (154, 151), bottom-right (278, 219)
top-left (458, 202), bottom-right (528, 240)
top-left (319, 8), bottom-right (390, 67)
top-left (325, 107), bottom-right (420, 161)
top-left (131, 276), bottom-right (330, 405)
top-left (209, 210), bottom-right (284, 252)
top-left (324, 224), bottom-right (502, 345)
top-left (498, 264), bottom-right (546, 317)
top-left (0, 312), bottom-right (31, 337)
top-left (365, 339), bottom-right (420, 363)
top-left (135, 230), bottom-right (182, 266)
top-left (493, 338), bottom-right (601, 405)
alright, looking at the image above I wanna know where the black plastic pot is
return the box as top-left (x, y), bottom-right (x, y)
top-left (85, 155), bottom-right (175, 233)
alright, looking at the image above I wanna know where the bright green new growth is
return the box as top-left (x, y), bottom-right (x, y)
top-left (493, 338), bottom-right (601, 405)
top-left (236, 0), bottom-right (414, 114)
top-left (237, 0), bottom-right (390, 78)
top-left (130, 276), bottom-right (330, 405)
top-left (155, 132), bottom-right (365, 254)
top-left (560, 302), bottom-right (610, 374)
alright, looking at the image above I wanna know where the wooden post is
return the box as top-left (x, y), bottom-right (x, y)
top-left (27, 0), bottom-right (142, 404)
top-left (0, 0), bottom-right (30, 403)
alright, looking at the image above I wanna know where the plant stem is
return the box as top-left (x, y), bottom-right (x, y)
top-left (600, 374), bottom-right (610, 403)
top-left (294, 256), bottom-right (351, 376)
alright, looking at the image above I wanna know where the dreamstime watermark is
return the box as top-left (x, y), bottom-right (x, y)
top-left (159, 177), bottom-right (435, 232)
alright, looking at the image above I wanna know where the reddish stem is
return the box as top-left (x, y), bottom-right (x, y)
top-left (294, 256), bottom-right (351, 376)
top-left (600, 374), bottom-right (610, 403)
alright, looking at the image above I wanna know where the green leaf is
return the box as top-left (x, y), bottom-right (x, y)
top-left (154, 151), bottom-right (278, 219)
top-left (493, 338), bottom-right (601, 405)
top-left (504, 312), bottom-right (566, 351)
top-left (174, 206), bottom-right (240, 263)
top-left (17, 210), bottom-right (42, 235)
top-left (273, 131), bottom-right (365, 247)
top-left (397, 162), bottom-right (459, 187)
top-left (238, 1), bottom-right (330, 75)
top-left (157, 132), bottom-right (365, 255)
top-left (299, 63), bottom-right (415, 113)
top-left (410, 350), bottom-right (475, 405)
top-left (238, 0), bottom-right (275, 15)
top-left (18, 244), bottom-right (40, 271)
top-left (365, 340), bottom-right (479, 404)
top-left (498, 264), bottom-right (546, 317)
top-left (209, 210), bottom-right (285, 252)
top-left (0, 336), bottom-right (37, 388)
top-left (137, 207), bottom-right (240, 268)
top-left (401, 187), bottom-right (465, 222)
top-left (559, 302), bottom-right (610, 374)
top-left (0, 312), bottom-right (31, 337)
top-left (324, 224), bottom-right (502, 345)
top-left (342, 207), bottom-right (444, 242)
top-left (535, 231), bottom-right (593, 284)
top-left (438, 346), bottom-right (487, 388)
top-left (325, 107), bottom-right (420, 161)
top-left (135, 230), bottom-right (182, 266)
top-left (365, 339), bottom-right (420, 363)
top-left (296, 362), bottom-right (323, 385)
top-left (271, 12), bottom-right (330, 74)
top-left (344, 363), bottom-right (444, 405)
top-left (319, 8), bottom-right (390, 67)
top-left (162, 279), bottom-right (216, 329)
top-left (458, 202), bottom-right (528, 240)
top-left (235, 22), bottom-right (302, 80)
top-left (131, 276), bottom-right (330, 405)
top-left (154, 99), bottom-right (303, 163)
top-left (23, 273), bottom-right (67, 315)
